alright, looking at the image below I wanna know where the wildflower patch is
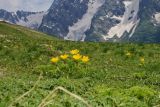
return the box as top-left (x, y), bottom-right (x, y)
top-left (36, 49), bottom-right (90, 78)
top-left (51, 49), bottom-right (90, 64)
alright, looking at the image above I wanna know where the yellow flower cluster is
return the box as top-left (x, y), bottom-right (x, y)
top-left (81, 56), bottom-right (89, 63)
top-left (125, 51), bottom-right (146, 65)
top-left (51, 57), bottom-right (59, 63)
top-left (60, 54), bottom-right (69, 60)
top-left (71, 49), bottom-right (90, 63)
top-left (51, 54), bottom-right (68, 64)
top-left (140, 57), bottom-right (145, 64)
top-left (51, 49), bottom-right (90, 64)
top-left (126, 52), bottom-right (132, 57)
top-left (73, 54), bottom-right (82, 60)
top-left (70, 49), bottom-right (79, 55)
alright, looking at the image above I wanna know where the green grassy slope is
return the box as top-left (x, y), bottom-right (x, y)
top-left (0, 22), bottom-right (160, 107)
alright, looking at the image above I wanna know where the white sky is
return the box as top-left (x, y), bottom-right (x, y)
top-left (0, 0), bottom-right (54, 12)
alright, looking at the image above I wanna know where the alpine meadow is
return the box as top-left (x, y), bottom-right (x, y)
top-left (0, 21), bottom-right (160, 107)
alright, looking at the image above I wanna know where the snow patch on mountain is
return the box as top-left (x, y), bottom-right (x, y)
top-left (103, 0), bottom-right (140, 40)
top-left (0, 19), bottom-right (13, 23)
top-left (17, 12), bottom-right (46, 29)
top-left (65, 0), bottom-right (105, 41)
top-left (154, 12), bottom-right (160, 23)
top-left (43, 24), bottom-right (52, 29)
top-left (80, 0), bottom-right (84, 3)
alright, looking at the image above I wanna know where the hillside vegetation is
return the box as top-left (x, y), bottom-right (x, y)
top-left (0, 22), bottom-right (160, 107)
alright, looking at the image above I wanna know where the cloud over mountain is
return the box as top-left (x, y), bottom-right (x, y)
top-left (0, 0), bottom-right (53, 12)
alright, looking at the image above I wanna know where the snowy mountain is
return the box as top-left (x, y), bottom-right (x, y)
top-left (0, 9), bottom-right (46, 29)
top-left (39, 0), bottom-right (160, 43)
top-left (1, 0), bottom-right (160, 43)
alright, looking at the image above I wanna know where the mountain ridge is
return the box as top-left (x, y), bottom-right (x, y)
top-left (0, 9), bottom-right (46, 29)
top-left (0, 0), bottom-right (160, 43)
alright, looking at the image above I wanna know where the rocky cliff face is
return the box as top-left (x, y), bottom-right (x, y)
top-left (130, 0), bottom-right (160, 43)
top-left (85, 0), bottom-right (140, 42)
top-left (1, 0), bottom-right (160, 43)
top-left (39, 0), bottom-right (160, 42)
top-left (39, 0), bottom-right (90, 39)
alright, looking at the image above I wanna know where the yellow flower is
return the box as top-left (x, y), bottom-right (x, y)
top-left (81, 56), bottom-right (89, 63)
top-left (126, 52), bottom-right (131, 57)
top-left (60, 54), bottom-right (69, 60)
top-left (140, 57), bottom-right (145, 64)
top-left (51, 57), bottom-right (59, 63)
top-left (73, 54), bottom-right (82, 60)
top-left (70, 49), bottom-right (79, 55)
